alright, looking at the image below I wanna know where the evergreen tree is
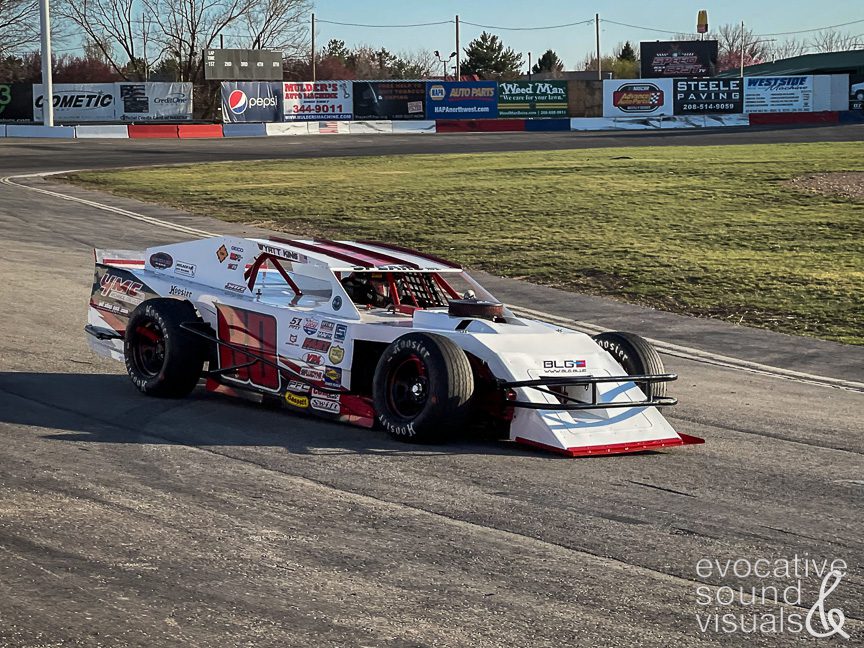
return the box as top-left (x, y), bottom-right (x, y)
top-left (531, 49), bottom-right (564, 75)
top-left (461, 31), bottom-right (523, 80)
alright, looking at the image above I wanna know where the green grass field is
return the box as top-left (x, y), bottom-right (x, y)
top-left (66, 142), bottom-right (864, 344)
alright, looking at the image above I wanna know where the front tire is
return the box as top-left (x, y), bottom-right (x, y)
top-left (592, 331), bottom-right (667, 398)
top-left (124, 298), bottom-right (206, 398)
top-left (373, 333), bottom-right (474, 443)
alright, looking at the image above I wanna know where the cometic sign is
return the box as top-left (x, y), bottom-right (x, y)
top-left (352, 81), bottom-right (426, 120)
top-left (498, 81), bottom-right (568, 118)
top-left (673, 78), bottom-right (743, 114)
top-left (744, 76), bottom-right (813, 113)
top-left (641, 41), bottom-right (718, 78)
top-left (33, 83), bottom-right (116, 122)
top-left (0, 83), bottom-right (33, 121)
top-left (221, 81), bottom-right (281, 122)
top-left (426, 81), bottom-right (498, 119)
top-left (603, 79), bottom-right (673, 117)
top-left (283, 81), bottom-right (353, 121)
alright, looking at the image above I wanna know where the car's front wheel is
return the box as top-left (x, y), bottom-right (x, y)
top-left (592, 331), bottom-right (667, 398)
top-left (373, 333), bottom-right (474, 443)
top-left (124, 298), bottom-right (207, 398)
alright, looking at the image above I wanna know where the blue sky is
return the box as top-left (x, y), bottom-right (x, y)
top-left (312, 1), bottom-right (864, 68)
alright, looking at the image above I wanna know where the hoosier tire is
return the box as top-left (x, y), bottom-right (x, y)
top-left (591, 331), bottom-right (667, 398)
top-left (373, 333), bottom-right (474, 443)
top-left (124, 298), bottom-right (207, 398)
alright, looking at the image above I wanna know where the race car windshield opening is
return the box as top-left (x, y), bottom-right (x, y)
top-left (340, 272), bottom-right (450, 309)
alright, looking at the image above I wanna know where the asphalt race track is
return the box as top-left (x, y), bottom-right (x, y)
top-left (0, 127), bottom-right (862, 647)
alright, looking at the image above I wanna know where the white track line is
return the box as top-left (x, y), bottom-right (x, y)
top-left (5, 170), bottom-right (863, 394)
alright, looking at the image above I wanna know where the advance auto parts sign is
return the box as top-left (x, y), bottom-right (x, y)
top-left (673, 78), bottom-right (743, 114)
top-left (0, 83), bottom-right (33, 120)
top-left (426, 81), bottom-right (498, 119)
top-left (744, 76), bottom-right (813, 113)
top-left (283, 81), bottom-right (353, 121)
top-left (498, 81), bottom-right (568, 118)
top-left (33, 83), bottom-right (116, 122)
top-left (603, 79), bottom-right (673, 117)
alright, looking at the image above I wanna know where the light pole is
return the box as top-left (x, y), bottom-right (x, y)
top-left (434, 50), bottom-right (457, 80)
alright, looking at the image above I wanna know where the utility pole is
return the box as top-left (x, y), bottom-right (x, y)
top-left (739, 20), bottom-right (745, 77)
top-left (595, 13), bottom-right (601, 80)
top-left (39, 0), bottom-right (54, 126)
top-left (311, 13), bottom-right (316, 81)
top-left (528, 52), bottom-right (532, 81)
top-left (455, 15), bottom-right (460, 80)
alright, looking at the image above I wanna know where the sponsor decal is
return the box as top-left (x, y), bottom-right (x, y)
top-left (284, 392), bottom-right (310, 409)
top-left (99, 273), bottom-right (144, 306)
top-left (303, 318), bottom-right (319, 335)
top-left (311, 388), bottom-right (339, 402)
top-left (303, 352), bottom-right (323, 365)
top-left (334, 324), bottom-right (347, 342)
top-left (229, 252), bottom-right (242, 262)
top-left (542, 359), bottom-right (587, 374)
top-left (224, 282), bottom-right (247, 293)
top-left (230, 245), bottom-right (244, 253)
top-left (287, 379), bottom-right (311, 393)
top-left (328, 345), bottom-right (345, 365)
top-left (149, 252), bottom-right (173, 269)
top-left (35, 91), bottom-right (113, 109)
top-left (288, 317), bottom-right (302, 329)
top-left (174, 260), bottom-right (196, 277)
top-left (216, 244), bottom-right (228, 263)
top-left (227, 263), bottom-right (238, 270)
top-left (257, 242), bottom-right (308, 263)
top-left (286, 333), bottom-right (299, 346)
top-left (331, 295), bottom-right (342, 310)
top-left (311, 397), bottom-right (340, 413)
top-left (320, 320), bottom-right (335, 334)
top-left (168, 285), bottom-right (192, 299)
top-left (300, 367), bottom-right (324, 381)
top-left (302, 338), bottom-right (330, 352)
top-left (429, 85), bottom-right (445, 100)
top-left (317, 329), bottom-right (333, 341)
top-left (324, 366), bottom-right (342, 386)
top-left (613, 83), bottom-right (664, 113)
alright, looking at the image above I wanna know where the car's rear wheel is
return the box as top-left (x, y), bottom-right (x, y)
top-left (125, 298), bottom-right (207, 398)
top-left (591, 331), bottom-right (667, 398)
top-left (373, 333), bottom-right (474, 443)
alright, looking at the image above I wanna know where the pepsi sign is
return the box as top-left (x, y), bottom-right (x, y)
top-left (220, 82), bottom-right (281, 122)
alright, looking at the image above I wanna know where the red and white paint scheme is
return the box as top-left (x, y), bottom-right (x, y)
top-left (86, 235), bottom-right (703, 456)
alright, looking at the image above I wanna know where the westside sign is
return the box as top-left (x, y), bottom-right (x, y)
top-left (283, 81), bottom-right (353, 121)
top-left (673, 78), bottom-right (743, 114)
top-left (744, 76), bottom-right (813, 113)
top-left (498, 81), bottom-right (567, 118)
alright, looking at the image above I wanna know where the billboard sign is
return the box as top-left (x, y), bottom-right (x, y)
top-left (352, 81), bottom-right (426, 120)
top-left (426, 81), bottom-right (498, 119)
top-left (116, 82), bottom-right (193, 121)
top-left (204, 49), bottom-right (283, 81)
top-left (221, 81), bottom-right (281, 122)
top-left (640, 40), bottom-right (718, 78)
top-left (33, 83), bottom-right (116, 122)
top-left (282, 81), bottom-right (353, 121)
top-left (673, 78), bottom-right (743, 114)
top-left (0, 83), bottom-right (33, 121)
top-left (603, 79), bottom-right (673, 117)
top-left (497, 81), bottom-right (568, 118)
top-left (744, 76), bottom-right (813, 113)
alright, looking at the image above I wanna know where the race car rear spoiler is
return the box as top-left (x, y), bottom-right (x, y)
top-left (497, 373), bottom-right (677, 410)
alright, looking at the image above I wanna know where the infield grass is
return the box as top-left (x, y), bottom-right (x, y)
top-left (66, 141), bottom-right (864, 344)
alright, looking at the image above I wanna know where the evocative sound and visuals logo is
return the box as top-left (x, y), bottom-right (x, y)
top-left (695, 554), bottom-right (850, 639)
top-left (612, 82), bottom-right (665, 113)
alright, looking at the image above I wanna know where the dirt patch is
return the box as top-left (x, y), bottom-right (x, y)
top-left (786, 172), bottom-right (864, 200)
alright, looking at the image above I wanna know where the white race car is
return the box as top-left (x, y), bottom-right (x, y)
top-left (86, 236), bottom-right (703, 456)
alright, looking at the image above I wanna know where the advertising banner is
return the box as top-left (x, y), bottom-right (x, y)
top-left (426, 81), bottom-right (498, 119)
top-left (673, 78), bottom-right (743, 114)
top-left (0, 83), bottom-right (33, 121)
top-left (640, 41), bottom-right (718, 78)
top-left (221, 81), bottom-right (281, 122)
top-left (352, 81), bottom-right (426, 120)
top-left (497, 81), bottom-right (568, 117)
top-left (850, 75), bottom-right (863, 111)
top-left (204, 48), bottom-right (283, 81)
top-left (282, 81), bottom-right (353, 121)
top-left (33, 83), bottom-right (116, 122)
top-left (116, 82), bottom-right (193, 121)
top-left (744, 76), bottom-right (813, 113)
top-left (603, 79), bottom-right (673, 117)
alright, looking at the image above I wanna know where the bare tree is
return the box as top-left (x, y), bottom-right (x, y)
top-left (0, 0), bottom-right (40, 56)
top-left (237, 0), bottom-right (309, 55)
top-left (808, 29), bottom-right (860, 52)
top-left (769, 37), bottom-right (808, 61)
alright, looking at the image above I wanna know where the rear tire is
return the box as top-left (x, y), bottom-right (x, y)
top-left (373, 333), bottom-right (474, 443)
top-left (125, 298), bottom-right (206, 398)
top-left (591, 331), bottom-right (667, 398)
